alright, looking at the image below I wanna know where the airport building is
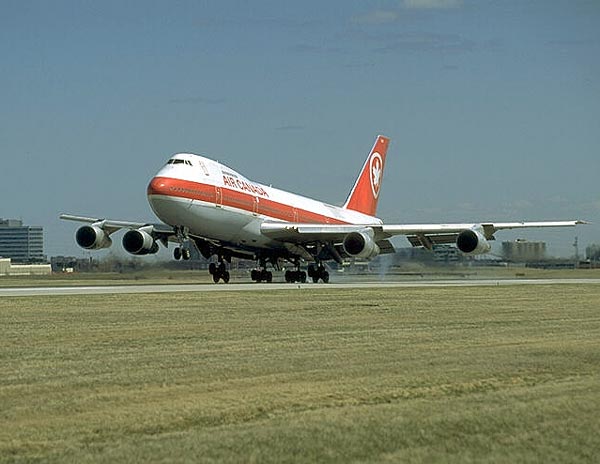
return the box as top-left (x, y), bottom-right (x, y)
top-left (0, 257), bottom-right (51, 276)
top-left (0, 218), bottom-right (45, 263)
top-left (432, 245), bottom-right (462, 263)
top-left (502, 240), bottom-right (546, 263)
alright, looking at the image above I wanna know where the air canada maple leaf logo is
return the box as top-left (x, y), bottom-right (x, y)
top-left (370, 152), bottom-right (383, 199)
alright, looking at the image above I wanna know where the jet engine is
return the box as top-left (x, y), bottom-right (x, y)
top-left (456, 229), bottom-right (492, 255)
top-left (122, 229), bottom-right (159, 255)
top-left (342, 229), bottom-right (380, 259)
top-left (75, 225), bottom-right (112, 250)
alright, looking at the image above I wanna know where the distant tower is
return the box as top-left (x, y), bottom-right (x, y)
top-left (573, 236), bottom-right (579, 261)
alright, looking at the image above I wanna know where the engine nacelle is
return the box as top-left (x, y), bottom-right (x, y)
top-left (456, 229), bottom-right (492, 255)
top-left (122, 229), bottom-right (159, 255)
top-left (343, 229), bottom-right (380, 259)
top-left (75, 225), bottom-right (112, 250)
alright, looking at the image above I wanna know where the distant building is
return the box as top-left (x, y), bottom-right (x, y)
top-left (50, 256), bottom-right (95, 272)
top-left (0, 218), bottom-right (45, 263)
top-left (433, 245), bottom-right (461, 263)
top-left (0, 257), bottom-right (51, 276)
top-left (394, 247), bottom-right (435, 264)
top-left (502, 240), bottom-right (546, 262)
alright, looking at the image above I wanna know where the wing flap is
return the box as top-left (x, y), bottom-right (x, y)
top-left (260, 222), bottom-right (384, 243)
top-left (376, 239), bottom-right (396, 255)
top-left (406, 233), bottom-right (460, 249)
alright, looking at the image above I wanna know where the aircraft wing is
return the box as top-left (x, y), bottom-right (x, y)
top-left (60, 213), bottom-right (253, 259)
top-left (59, 214), bottom-right (175, 237)
top-left (380, 221), bottom-right (586, 248)
top-left (260, 220), bottom-right (586, 250)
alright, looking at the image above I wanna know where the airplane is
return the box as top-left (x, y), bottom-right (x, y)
top-left (61, 135), bottom-right (585, 283)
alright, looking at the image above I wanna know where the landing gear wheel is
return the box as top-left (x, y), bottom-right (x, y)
top-left (251, 269), bottom-right (260, 282)
top-left (285, 270), bottom-right (307, 283)
top-left (209, 263), bottom-right (217, 275)
top-left (209, 259), bottom-right (230, 284)
top-left (309, 264), bottom-right (330, 283)
top-left (260, 270), bottom-right (272, 283)
top-left (174, 247), bottom-right (182, 260)
top-left (217, 262), bottom-right (226, 276)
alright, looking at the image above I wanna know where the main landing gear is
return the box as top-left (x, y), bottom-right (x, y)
top-left (209, 258), bottom-right (230, 283)
top-left (284, 267), bottom-right (306, 283)
top-left (307, 263), bottom-right (329, 283)
top-left (251, 258), bottom-right (272, 283)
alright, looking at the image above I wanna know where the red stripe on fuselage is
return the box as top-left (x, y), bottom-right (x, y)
top-left (147, 176), bottom-right (348, 225)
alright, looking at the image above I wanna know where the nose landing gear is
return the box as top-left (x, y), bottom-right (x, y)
top-left (173, 226), bottom-right (192, 261)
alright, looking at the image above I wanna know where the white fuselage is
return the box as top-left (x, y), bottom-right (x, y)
top-left (146, 153), bottom-right (381, 253)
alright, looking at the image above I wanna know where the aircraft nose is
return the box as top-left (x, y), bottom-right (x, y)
top-left (147, 176), bottom-right (169, 196)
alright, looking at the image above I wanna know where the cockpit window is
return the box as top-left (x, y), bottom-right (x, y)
top-left (167, 159), bottom-right (193, 166)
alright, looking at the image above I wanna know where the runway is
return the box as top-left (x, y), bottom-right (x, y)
top-left (2, 278), bottom-right (600, 297)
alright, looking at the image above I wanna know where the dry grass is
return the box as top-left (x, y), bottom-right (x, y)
top-left (1, 284), bottom-right (599, 462)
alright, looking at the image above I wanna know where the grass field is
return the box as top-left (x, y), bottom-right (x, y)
top-left (1, 284), bottom-right (599, 463)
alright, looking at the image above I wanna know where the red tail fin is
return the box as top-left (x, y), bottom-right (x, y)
top-left (343, 135), bottom-right (390, 216)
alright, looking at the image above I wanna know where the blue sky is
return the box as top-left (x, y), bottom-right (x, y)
top-left (1, 0), bottom-right (598, 258)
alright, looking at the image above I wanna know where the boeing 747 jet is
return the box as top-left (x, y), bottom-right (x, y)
top-left (61, 135), bottom-right (584, 283)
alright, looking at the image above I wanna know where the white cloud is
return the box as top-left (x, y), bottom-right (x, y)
top-left (352, 1), bottom-right (463, 26)
top-left (403, 0), bottom-right (463, 9)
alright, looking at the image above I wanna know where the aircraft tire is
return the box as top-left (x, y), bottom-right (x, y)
top-left (212, 272), bottom-right (220, 283)
top-left (300, 271), bottom-right (307, 283)
top-left (223, 271), bottom-right (230, 283)
top-left (322, 271), bottom-right (330, 283)
top-left (174, 247), bottom-right (182, 260)
top-left (260, 270), bottom-right (271, 283)
top-left (312, 275), bottom-right (319, 283)
top-left (209, 263), bottom-right (217, 275)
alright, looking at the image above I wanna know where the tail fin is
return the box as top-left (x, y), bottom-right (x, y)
top-left (343, 135), bottom-right (390, 216)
